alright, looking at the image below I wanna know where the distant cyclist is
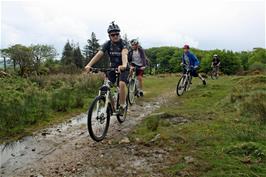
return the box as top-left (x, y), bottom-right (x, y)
top-left (211, 54), bottom-right (221, 76)
top-left (128, 39), bottom-right (148, 97)
top-left (85, 22), bottom-right (129, 115)
top-left (181, 44), bottom-right (206, 85)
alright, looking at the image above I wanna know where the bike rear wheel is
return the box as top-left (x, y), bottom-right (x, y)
top-left (176, 76), bottom-right (187, 96)
top-left (128, 78), bottom-right (136, 105)
top-left (211, 70), bottom-right (218, 80)
top-left (87, 96), bottom-right (110, 142)
top-left (116, 92), bottom-right (128, 123)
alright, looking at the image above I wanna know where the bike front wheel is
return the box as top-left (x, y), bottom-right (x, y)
top-left (176, 76), bottom-right (187, 96)
top-left (87, 95), bottom-right (110, 142)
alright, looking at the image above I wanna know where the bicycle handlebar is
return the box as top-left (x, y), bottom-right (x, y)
top-left (182, 64), bottom-right (192, 70)
top-left (91, 68), bottom-right (117, 73)
top-left (91, 67), bottom-right (130, 73)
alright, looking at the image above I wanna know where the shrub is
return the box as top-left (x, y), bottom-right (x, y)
top-left (0, 74), bottom-right (102, 139)
top-left (51, 87), bottom-right (74, 112)
top-left (249, 62), bottom-right (266, 72)
top-left (72, 92), bottom-right (85, 108)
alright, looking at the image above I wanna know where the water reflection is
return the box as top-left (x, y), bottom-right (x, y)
top-left (0, 113), bottom-right (87, 168)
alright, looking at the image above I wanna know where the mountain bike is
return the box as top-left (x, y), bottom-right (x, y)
top-left (128, 66), bottom-right (140, 105)
top-left (176, 64), bottom-right (192, 96)
top-left (87, 68), bottom-right (128, 142)
top-left (211, 65), bottom-right (219, 80)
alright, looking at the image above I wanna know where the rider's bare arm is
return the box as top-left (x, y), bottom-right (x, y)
top-left (85, 51), bottom-right (104, 71)
top-left (120, 48), bottom-right (128, 69)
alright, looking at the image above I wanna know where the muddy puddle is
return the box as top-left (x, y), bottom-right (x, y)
top-left (0, 113), bottom-right (88, 170)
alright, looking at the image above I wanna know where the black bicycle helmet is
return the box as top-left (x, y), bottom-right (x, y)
top-left (107, 21), bottom-right (120, 33)
top-left (130, 39), bottom-right (139, 45)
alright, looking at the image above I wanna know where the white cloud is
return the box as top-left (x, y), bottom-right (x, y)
top-left (1, 0), bottom-right (265, 53)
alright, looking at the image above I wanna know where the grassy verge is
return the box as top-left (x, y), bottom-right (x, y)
top-left (0, 74), bottom-right (102, 143)
top-left (130, 75), bottom-right (266, 176)
top-left (0, 73), bottom-right (177, 143)
top-left (0, 74), bottom-right (176, 143)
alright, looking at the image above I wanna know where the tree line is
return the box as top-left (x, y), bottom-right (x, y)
top-left (1, 32), bottom-right (265, 77)
top-left (0, 32), bottom-right (105, 76)
top-left (146, 47), bottom-right (266, 75)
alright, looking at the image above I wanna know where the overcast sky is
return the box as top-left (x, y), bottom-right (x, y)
top-left (1, 0), bottom-right (265, 55)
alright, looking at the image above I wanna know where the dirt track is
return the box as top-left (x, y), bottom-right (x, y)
top-left (1, 92), bottom-right (177, 177)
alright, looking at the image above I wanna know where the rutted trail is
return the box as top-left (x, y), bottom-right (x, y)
top-left (1, 92), bottom-right (173, 177)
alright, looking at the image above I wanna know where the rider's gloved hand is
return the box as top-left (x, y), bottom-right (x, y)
top-left (193, 65), bottom-right (199, 69)
top-left (180, 63), bottom-right (184, 66)
top-left (140, 66), bottom-right (146, 70)
top-left (85, 65), bottom-right (92, 73)
top-left (118, 65), bottom-right (126, 73)
top-left (130, 66), bottom-right (135, 70)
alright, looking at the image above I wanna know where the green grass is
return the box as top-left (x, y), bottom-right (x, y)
top-left (141, 73), bottom-right (178, 100)
top-left (0, 73), bottom-right (177, 143)
top-left (2, 73), bottom-right (266, 176)
top-left (0, 74), bottom-right (101, 143)
top-left (130, 75), bottom-right (266, 176)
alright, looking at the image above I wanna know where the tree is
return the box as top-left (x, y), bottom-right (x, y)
top-left (0, 49), bottom-right (9, 72)
top-left (247, 48), bottom-right (266, 72)
top-left (155, 47), bottom-right (175, 73)
top-left (239, 51), bottom-right (250, 71)
top-left (61, 41), bottom-right (74, 65)
top-left (73, 45), bottom-right (83, 68)
top-left (1, 48), bottom-right (16, 71)
top-left (219, 50), bottom-right (242, 75)
top-left (249, 48), bottom-right (266, 65)
top-left (83, 32), bottom-right (100, 65)
top-left (5, 44), bottom-right (34, 76)
top-left (30, 44), bottom-right (57, 73)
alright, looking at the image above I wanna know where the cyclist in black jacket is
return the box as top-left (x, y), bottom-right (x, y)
top-left (85, 22), bottom-right (129, 115)
top-left (211, 54), bottom-right (221, 76)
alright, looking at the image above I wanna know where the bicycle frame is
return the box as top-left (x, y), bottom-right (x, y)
top-left (129, 66), bottom-right (138, 89)
top-left (95, 69), bottom-right (120, 117)
top-left (182, 65), bottom-right (192, 91)
top-left (87, 68), bottom-right (129, 141)
top-left (128, 66), bottom-right (140, 105)
top-left (213, 65), bottom-right (219, 73)
top-left (211, 65), bottom-right (219, 79)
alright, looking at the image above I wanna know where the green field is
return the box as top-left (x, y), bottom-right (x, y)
top-left (130, 75), bottom-right (266, 176)
top-left (1, 73), bottom-right (266, 176)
